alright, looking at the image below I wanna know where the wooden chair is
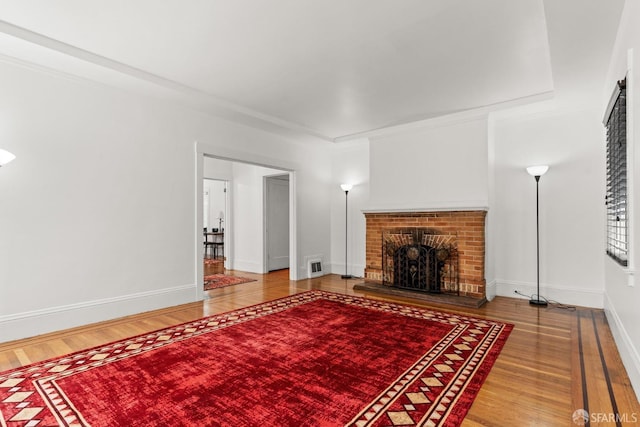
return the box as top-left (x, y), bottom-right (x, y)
top-left (203, 228), bottom-right (215, 258)
top-left (212, 232), bottom-right (224, 259)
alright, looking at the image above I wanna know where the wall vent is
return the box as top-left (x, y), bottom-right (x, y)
top-left (307, 258), bottom-right (324, 278)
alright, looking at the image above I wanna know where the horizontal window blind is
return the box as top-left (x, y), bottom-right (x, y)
top-left (605, 78), bottom-right (627, 266)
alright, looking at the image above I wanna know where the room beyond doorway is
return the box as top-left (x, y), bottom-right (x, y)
top-left (203, 178), bottom-right (227, 264)
top-left (200, 152), bottom-right (296, 286)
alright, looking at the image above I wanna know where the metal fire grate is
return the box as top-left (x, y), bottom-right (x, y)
top-left (382, 228), bottom-right (458, 295)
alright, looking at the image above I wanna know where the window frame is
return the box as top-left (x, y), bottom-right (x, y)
top-left (605, 78), bottom-right (628, 267)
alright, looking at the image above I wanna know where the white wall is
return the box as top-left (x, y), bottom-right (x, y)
top-left (603, 0), bottom-right (640, 402)
top-left (329, 117), bottom-right (490, 279)
top-left (231, 163), bottom-right (286, 273)
top-left (204, 157), bottom-right (233, 181)
top-left (329, 118), bottom-right (489, 283)
top-left (368, 118), bottom-right (489, 211)
top-left (330, 95), bottom-right (608, 315)
top-left (0, 59), bottom-right (332, 342)
top-left (340, 105), bottom-right (607, 313)
top-left (491, 107), bottom-right (606, 308)
top-left (203, 179), bottom-right (226, 232)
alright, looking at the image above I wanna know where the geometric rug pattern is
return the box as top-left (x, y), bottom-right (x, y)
top-left (203, 274), bottom-right (255, 291)
top-left (0, 291), bottom-right (512, 426)
top-left (345, 299), bottom-right (512, 426)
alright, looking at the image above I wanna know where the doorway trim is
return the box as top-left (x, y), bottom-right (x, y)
top-left (194, 141), bottom-right (298, 302)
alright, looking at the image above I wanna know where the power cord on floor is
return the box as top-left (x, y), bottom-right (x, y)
top-left (513, 290), bottom-right (576, 311)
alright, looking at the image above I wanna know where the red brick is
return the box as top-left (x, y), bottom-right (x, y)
top-left (364, 210), bottom-right (486, 299)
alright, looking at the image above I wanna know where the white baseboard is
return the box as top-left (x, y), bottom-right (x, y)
top-left (495, 279), bottom-right (604, 308)
top-left (331, 262), bottom-right (365, 279)
top-left (486, 279), bottom-right (497, 301)
top-left (604, 292), bottom-right (640, 403)
top-left (232, 259), bottom-right (263, 274)
top-left (0, 284), bottom-right (196, 343)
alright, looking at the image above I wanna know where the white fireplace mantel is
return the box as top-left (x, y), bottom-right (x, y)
top-left (362, 201), bottom-right (489, 214)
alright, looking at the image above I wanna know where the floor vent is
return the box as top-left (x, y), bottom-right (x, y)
top-left (307, 258), bottom-right (324, 278)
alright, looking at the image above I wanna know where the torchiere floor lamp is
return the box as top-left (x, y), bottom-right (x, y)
top-left (340, 184), bottom-right (353, 279)
top-left (526, 165), bottom-right (549, 306)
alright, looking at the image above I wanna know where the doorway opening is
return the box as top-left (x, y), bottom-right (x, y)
top-left (195, 143), bottom-right (297, 302)
top-left (203, 179), bottom-right (227, 276)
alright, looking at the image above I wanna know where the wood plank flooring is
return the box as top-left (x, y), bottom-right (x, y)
top-left (1, 270), bottom-right (639, 426)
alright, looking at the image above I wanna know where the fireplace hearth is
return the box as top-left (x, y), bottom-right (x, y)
top-left (383, 228), bottom-right (458, 295)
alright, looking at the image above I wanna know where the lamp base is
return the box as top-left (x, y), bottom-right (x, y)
top-left (529, 298), bottom-right (548, 307)
top-left (341, 274), bottom-right (353, 279)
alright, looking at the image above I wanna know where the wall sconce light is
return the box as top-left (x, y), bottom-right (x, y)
top-left (0, 149), bottom-right (16, 167)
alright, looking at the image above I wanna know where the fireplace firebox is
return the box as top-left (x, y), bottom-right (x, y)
top-left (382, 228), bottom-right (458, 295)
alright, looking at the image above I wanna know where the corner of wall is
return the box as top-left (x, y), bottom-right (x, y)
top-left (330, 261), bottom-right (365, 279)
top-left (485, 279), bottom-right (497, 301)
top-left (604, 291), bottom-right (640, 402)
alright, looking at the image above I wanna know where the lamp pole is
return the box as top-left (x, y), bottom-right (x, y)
top-left (526, 166), bottom-right (549, 306)
top-left (341, 184), bottom-right (353, 279)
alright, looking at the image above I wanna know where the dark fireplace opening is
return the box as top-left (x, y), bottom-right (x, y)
top-left (393, 244), bottom-right (445, 293)
top-left (383, 228), bottom-right (458, 295)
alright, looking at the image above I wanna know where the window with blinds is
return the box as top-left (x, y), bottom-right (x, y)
top-left (605, 78), bottom-right (627, 266)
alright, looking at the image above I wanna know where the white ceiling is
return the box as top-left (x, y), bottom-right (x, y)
top-left (0, 0), bottom-right (625, 142)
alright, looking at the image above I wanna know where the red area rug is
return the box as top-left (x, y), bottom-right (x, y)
top-left (204, 274), bottom-right (255, 290)
top-left (0, 291), bottom-right (512, 426)
top-left (203, 258), bottom-right (223, 266)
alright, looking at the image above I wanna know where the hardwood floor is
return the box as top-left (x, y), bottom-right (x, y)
top-left (1, 270), bottom-right (639, 426)
top-left (203, 257), bottom-right (224, 275)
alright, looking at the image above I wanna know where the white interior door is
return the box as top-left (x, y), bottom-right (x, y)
top-left (265, 175), bottom-right (290, 271)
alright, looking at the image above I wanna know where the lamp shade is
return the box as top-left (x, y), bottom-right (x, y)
top-left (340, 183), bottom-right (353, 192)
top-left (526, 165), bottom-right (549, 177)
top-left (0, 149), bottom-right (16, 166)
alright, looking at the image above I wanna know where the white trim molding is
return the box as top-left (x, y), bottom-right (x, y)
top-left (330, 262), bottom-right (365, 279)
top-left (495, 279), bottom-right (604, 308)
top-left (604, 291), bottom-right (640, 402)
top-left (362, 202), bottom-right (489, 214)
top-left (485, 279), bottom-right (497, 301)
top-left (0, 20), bottom-right (333, 144)
top-left (335, 90), bottom-right (554, 143)
top-left (626, 48), bottom-right (635, 287)
top-left (231, 259), bottom-right (263, 275)
top-left (0, 284), bottom-right (196, 343)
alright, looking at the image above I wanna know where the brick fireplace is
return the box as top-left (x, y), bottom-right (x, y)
top-left (364, 210), bottom-right (487, 300)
